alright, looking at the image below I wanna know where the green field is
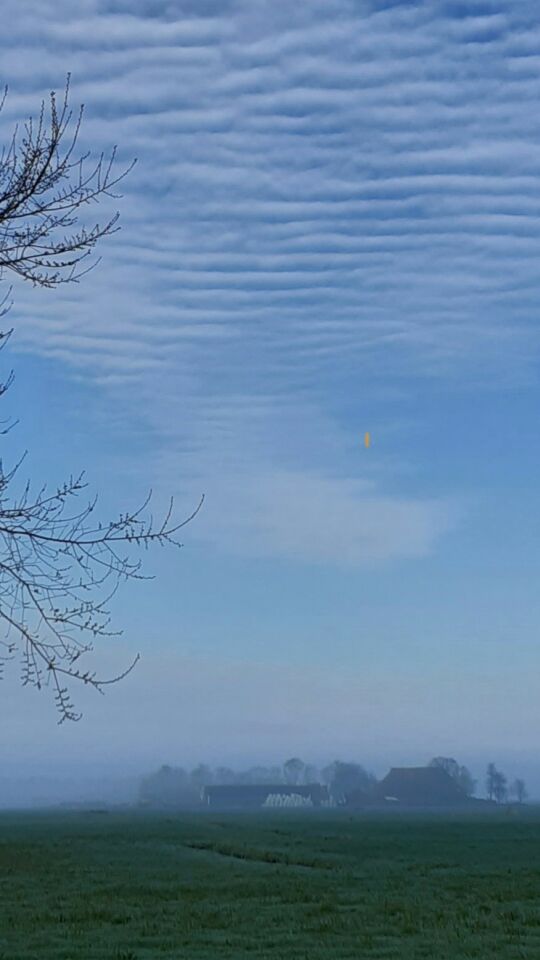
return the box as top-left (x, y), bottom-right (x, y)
top-left (1, 808), bottom-right (540, 958)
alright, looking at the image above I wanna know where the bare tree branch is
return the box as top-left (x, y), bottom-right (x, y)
top-left (0, 75), bottom-right (135, 288)
top-left (0, 80), bottom-right (199, 721)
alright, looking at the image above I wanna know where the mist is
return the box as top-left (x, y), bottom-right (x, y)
top-left (1, 641), bottom-right (537, 807)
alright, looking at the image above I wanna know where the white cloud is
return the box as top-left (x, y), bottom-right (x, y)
top-left (193, 468), bottom-right (455, 565)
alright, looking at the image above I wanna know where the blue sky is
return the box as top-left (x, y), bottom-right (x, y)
top-left (1, 0), bottom-right (540, 793)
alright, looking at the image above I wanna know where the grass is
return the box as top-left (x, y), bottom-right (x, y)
top-left (1, 807), bottom-right (540, 957)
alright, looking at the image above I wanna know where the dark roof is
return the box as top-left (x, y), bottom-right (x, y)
top-left (371, 766), bottom-right (468, 805)
top-left (202, 783), bottom-right (328, 807)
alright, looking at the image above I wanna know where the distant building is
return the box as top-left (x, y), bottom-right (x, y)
top-left (202, 783), bottom-right (329, 809)
top-left (347, 766), bottom-right (487, 808)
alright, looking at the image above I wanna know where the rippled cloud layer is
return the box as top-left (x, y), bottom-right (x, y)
top-left (1, 0), bottom-right (537, 564)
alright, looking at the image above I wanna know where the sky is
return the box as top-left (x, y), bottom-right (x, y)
top-left (1, 0), bottom-right (540, 799)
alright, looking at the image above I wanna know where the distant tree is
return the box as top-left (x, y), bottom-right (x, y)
top-left (486, 764), bottom-right (508, 804)
top-left (214, 767), bottom-right (237, 785)
top-left (486, 763), bottom-right (498, 801)
top-left (429, 757), bottom-right (476, 796)
top-left (139, 765), bottom-right (194, 807)
top-left (283, 758), bottom-right (305, 785)
top-left (493, 771), bottom-right (507, 804)
top-left (323, 761), bottom-right (374, 802)
top-left (190, 764), bottom-right (213, 790)
top-left (267, 765), bottom-right (287, 783)
top-left (237, 766), bottom-right (282, 785)
top-left (456, 766), bottom-right (477, 798)
top-left (303, 763), bottom-right (320, 784)
top-left (0, 79), bottom-right (200, 721)
top-left (510, 778), bottom-right (527, 804)
top-left (321, 763), bottom-right (335, 786)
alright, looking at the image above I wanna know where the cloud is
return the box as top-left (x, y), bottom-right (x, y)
top-left (101, 0), bottom-right (239, 18)
top-left (193, 468), bottom-right (455, 565)
top-left (1, 0), bottom-right (540, 566)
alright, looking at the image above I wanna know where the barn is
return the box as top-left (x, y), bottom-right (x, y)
top-left (347, 766), bottom-right (477, 808)
top-left (375, 766), bottom-right (468, 805)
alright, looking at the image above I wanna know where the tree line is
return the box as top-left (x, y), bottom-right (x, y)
top-left (139, 756), bottom-right (528, 807)
top-left (139, 758), bottom-right (375, 807)
top-left (485, 762), bottom-right (527, 804)
top-left (425, 757), bottom-right (527, 804)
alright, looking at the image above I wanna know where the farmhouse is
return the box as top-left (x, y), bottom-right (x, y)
top-left (202, 783), bottom-right (329, 809)
top-left (347, 766), bottom-right (475, 808)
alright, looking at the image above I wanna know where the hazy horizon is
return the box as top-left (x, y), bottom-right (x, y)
top-left (1, 642), bottom-right (537, 803)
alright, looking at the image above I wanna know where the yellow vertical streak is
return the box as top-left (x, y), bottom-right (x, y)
top-left (364, 432), bottom-right (371, 448)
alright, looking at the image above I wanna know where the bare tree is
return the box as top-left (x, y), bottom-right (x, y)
top-left (486, 764), bottom-right (507, 804)
top-left (510, 778), bottom-right (527, 804)
top-left (0, 80), bottom-right (200, 721)
top-left (493, 771), bottom-right (508, 804)
top-left (0, 76), bottom-right (134, 286)
top-left (486, 762), bottom-right (497, 801)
